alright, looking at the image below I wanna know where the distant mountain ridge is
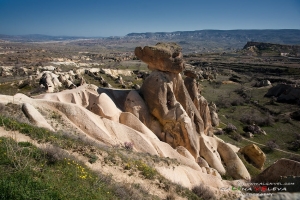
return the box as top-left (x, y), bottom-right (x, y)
top-left (125, 29), bottom-right (300, 52)
top-left (126, 29), bottom-right (300, 45)
top-left (1, 30), bottom-right (300, 53)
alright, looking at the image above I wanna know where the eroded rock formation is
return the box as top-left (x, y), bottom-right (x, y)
top-left (135, 42), bottom-right (250, 180)
top-left (0, 42), bottom-right (258, 198)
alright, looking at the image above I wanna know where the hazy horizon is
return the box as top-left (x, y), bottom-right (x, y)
top-left (0, 0), bottom-right (299, 37)
top-left (1, 29), bottom-right (300, 38)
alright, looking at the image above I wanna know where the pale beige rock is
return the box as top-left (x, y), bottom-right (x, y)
top-left (200, 135), bottom-right (225, 175)
top-left (197, 157), bottom-right (209, 168)
top-left (176, 146), bottom-right (195, 161)
top-left (35, 85), bottom-right (121, 122)
top-left (217, 141), bottom-right (251, 180)
top-left (226, 143), bottom-right (240, 153)
top-left (200, 134), bottom-right (250, 180)
top-left (21, 103), bottom-right (54, 131)
top-left (198, 96), bottom-right (212, 134)
top-left (140, 71), bottom-right (201, 159)
top-left (119, 112), bottom-right (159, 140)
top-left (239, 144), bottom-right (266, 170)
top-left (124, 90), bottom-right (164, 139)
top-left (209, 102), bottom-right (220, 127)
top-left (184, 76), bottom-right (212, 134)
top-left (87, 93), bottom-right (121, 122)
top-left (39, 72), bottom-right (56, 92)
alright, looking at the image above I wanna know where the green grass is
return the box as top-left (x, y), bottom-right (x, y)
top-left (0, 83), bottom-right (19, 95)
top-left (0, 137), bottom-right (117, 200)
top-left (200, 76), bottom-right (300, 172)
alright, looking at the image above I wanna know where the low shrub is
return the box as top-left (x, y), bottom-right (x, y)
top-left (231, 132), bottom-right (242, 142)
top-left (265, 140), bottom-right (279, 152)
top-left (231, 98), bottom-right (245, 106)
top-left (192, 184), bottom-right (216, 200)
top-left (215, 96), bottom-right (231, 108)
top-left (214, 129), bottom-right (224, 135)
top-left (224, 123), bottom-right (237, 133)
top-left (240, 112), bottom-right (274, 127)
top-left (287, 140), bottom-right (300, 152)
top-left (243, 124), bottom-right (265, 135)
top-left (124, 141), bottom-right (134, 151)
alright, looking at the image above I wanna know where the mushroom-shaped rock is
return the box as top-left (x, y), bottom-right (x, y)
top-left (239, 144), bottom-right (266, 170)
top-left (135, 42), bottom-right (184, 73)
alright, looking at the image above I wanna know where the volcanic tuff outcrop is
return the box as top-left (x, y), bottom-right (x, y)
top-left (135, 42), bottom-right (250, 180)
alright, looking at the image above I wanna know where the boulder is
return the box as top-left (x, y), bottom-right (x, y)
top-left (254, 80), bottom-right (271, 87)
top-left (39, 72), bottom-right (53, 92)
top-left (265, 84), bottom-right (300, 103)
top-left (239, 144), bottom-right (266, 170)
top-left (255, 158), bottom-right (300, 182)
top-left (135, 42), bottom-right (184, 73)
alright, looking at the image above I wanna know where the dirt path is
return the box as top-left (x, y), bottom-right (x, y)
top-left (220, 122), bottom-right (300, 157)
top-left (242, 137), bottom-right (300, 157)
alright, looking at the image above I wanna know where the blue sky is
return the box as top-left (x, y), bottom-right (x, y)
top-left (0, 0), bottom-right (299, 37)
